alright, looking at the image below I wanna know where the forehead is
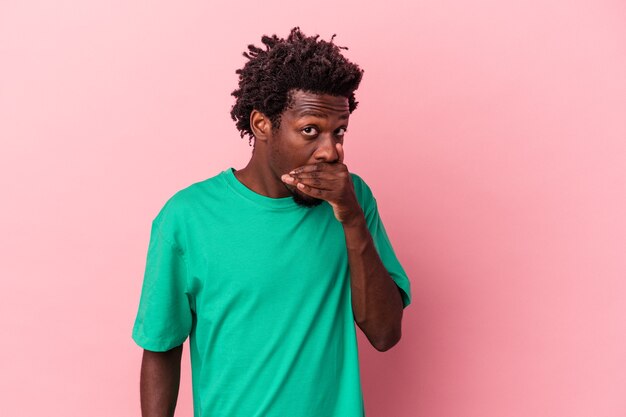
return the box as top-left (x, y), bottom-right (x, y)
top-left (285, 90), bottom-right (350, 119)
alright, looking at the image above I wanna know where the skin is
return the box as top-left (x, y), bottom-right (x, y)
top-left (140, 344), bottom-right (182, 417)
top-left (140, 89), bottom-right (405, 416)
top-left (232, 90), bottom-right (351, 209)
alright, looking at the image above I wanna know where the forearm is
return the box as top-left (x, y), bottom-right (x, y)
top-left (140, 344), bottom-right (183, 417)
top-left (343, 213), bottom-right (404, 351)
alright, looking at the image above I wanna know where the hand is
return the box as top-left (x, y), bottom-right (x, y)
top-left (281, 142), bottom-right (365, 225)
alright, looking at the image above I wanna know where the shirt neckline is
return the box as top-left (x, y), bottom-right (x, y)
top-left (222, 167), bottom-right (302, 210)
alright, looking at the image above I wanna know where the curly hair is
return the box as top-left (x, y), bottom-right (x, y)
top-left (230, 27), bottom-right (364, 146)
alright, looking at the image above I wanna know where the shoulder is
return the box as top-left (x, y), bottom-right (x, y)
top-left (349, 171), bottom-right (377, 212)
top-left (152, 170), bottom-right (227, 231)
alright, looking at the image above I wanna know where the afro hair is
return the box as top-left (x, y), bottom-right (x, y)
top-left (230, 27), bottom-right (364, 146)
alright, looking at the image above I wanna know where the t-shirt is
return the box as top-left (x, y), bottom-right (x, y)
top-left (132, 167), bottom-right (412, 417)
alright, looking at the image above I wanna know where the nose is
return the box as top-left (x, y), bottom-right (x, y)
top-left (313, 133), bottom-right (339, 163)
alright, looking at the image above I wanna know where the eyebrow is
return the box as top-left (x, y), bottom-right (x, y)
top-left (297, 110), bottom-right (350, 120)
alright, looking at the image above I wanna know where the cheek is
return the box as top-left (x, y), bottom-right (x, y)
top-left (271, 129), bottom-right (317, 167)
top-left (278, 139), bottom-right (310, 161)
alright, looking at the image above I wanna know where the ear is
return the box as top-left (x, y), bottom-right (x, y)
top-left (250, 110), bottom-right (272, 142)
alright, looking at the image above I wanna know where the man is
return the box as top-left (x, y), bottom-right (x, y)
top-left (132, 27), bottom-right (412, 417)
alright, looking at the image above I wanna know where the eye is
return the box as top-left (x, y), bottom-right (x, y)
top-left (335, 127), bottom-right (348, 137)
top-left (301, 126), bottom-right (319, 137)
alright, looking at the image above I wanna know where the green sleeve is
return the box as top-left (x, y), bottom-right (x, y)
top-left (351, 173), bottom-right (412, 308)
top-left (132, 206), bottom-right (193, 351)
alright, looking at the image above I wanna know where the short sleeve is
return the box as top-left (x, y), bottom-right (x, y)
top-left (351, 174), bottom-right (412, 309)
top-left (132, 215), bottom-right (193, 351)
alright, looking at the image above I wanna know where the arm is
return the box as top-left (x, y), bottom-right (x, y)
top-left (282, 143), bottom-right (403, 351)
top-left (283, 143), bottom-right (405, 352)
top-left (343, 213), bottom-right (404, 352)
top-left (140, 344), bottom-right (183, 417)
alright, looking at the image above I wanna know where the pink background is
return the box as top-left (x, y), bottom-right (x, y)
top-left (1, 1), bottom-right (625, 416)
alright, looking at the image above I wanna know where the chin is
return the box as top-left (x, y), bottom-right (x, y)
top-left (290, 187), bottom-right (323, 208)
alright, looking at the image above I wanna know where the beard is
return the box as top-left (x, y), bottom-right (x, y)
top-left (286, 185), bottom-right (324, 208)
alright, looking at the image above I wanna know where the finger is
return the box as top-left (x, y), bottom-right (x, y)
top-left (281, 173), bottom-right (335, 189)
top-left (290, 170), bottom-right (333, 179)
top-left (281, 173), bottom-right (334, 188)
top-left (336, 142), bottom-right (344, 164)
top-left (296, 181), bottom-right (328, 198)
top-left (289, 162), bottom-right (328, 175)
top-left (290, 161), bottom-right (345, 176)
top-left (281, 174), bottom-right (296, 184)
top-left (292, 176), bottom-right (334, 190)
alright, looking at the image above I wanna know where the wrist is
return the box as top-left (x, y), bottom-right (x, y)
top-left (341, 209), bottom-right (366, 229)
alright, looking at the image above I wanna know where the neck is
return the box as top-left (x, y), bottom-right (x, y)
top-left (233, 152), bottom-right (291, 199)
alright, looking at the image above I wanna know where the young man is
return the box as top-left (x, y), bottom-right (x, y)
top-left (132, 27), bottom-right (412, 417)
